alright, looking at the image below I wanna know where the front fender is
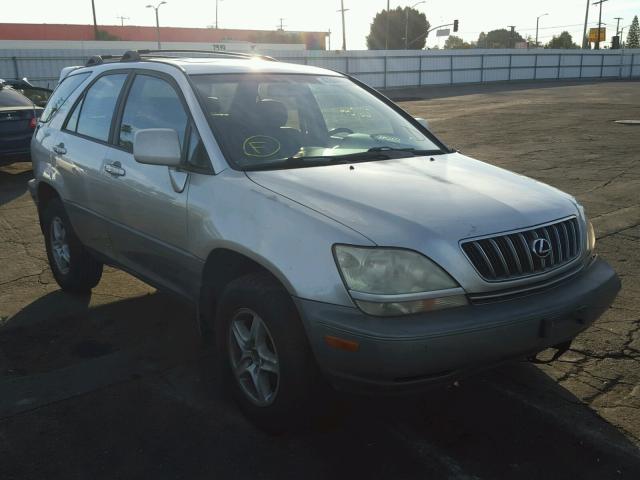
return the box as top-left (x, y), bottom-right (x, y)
top-left (188, 169), bottom-right (374, 307)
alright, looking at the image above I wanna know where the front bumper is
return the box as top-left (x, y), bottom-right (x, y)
top-left (295, 257), bottom-right (620, 393)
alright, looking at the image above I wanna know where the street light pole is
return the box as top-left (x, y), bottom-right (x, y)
top-left (337, 0), bottom-right (349, 51)
top-left (385, 0), bottom-right (390, 50)
top-left (535, 13), bottom-right (548, 48)
top-left (405, 1), bottom-right (425, 50)
top-left (593, 0), bottom-right (609, 50)
top-left (215, 0), bottom-right (223, 29)
top-left (146, 2), bottom-right (167, 49)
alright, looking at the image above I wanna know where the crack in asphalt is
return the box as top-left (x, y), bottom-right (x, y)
top-left (0, 271), bottom-right (46, 287)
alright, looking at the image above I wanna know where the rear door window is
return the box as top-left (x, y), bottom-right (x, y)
top-left (67, 73), bottom-right (127, 142)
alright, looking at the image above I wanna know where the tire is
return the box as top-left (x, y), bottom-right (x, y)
top-left (42, 197), bottom-right (103, 293)
top-left (215, 272), bottom-right (323, 433)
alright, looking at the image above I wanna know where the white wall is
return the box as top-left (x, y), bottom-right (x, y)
top-left (272, 48), bottom-right (640, 89)
top-left (1, 42), bottom-right (638, 89)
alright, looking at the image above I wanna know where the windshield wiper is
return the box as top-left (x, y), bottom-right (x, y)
top-left (243, 153), bottom-right (390, 171)
top-left (367, 146), bottom-right (443, 155)
top-left (242, 148), bottom-right (444, 172)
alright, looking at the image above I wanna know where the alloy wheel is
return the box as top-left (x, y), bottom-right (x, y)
top-left (50, 216), bottom-right (71, 275)
top-left (228, 308), bottom-right (280, 406)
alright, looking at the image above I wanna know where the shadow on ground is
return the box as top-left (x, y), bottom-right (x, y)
top-left (1, 290), bottom-right (639, 479)
top-left (0, 161), bottom-right (31, 207)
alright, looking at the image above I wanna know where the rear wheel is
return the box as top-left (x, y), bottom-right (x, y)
top-left (42, 198), bottom-right (103, 293)
top-left (216, 273), bottom-right (323, 433)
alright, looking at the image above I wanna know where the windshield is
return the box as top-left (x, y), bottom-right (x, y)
top-left (190, 73), bottom-right (445, 170)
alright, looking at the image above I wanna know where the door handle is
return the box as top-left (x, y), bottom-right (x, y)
top-left (105, 161), bottom-right (126, 177)
top-left (52, 143), bottom-right (66, 155)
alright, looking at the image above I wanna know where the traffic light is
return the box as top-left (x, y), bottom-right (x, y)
top-left (453, 19), bottom-right (459, 32)
top-left (612, 35), bottom-right (620, 49)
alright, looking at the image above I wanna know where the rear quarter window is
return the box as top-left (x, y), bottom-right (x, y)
top-left (40, 72), bottom-right (90, 123)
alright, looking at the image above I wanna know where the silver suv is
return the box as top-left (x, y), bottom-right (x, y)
top-left (29, 50), bottom-right (620, 431)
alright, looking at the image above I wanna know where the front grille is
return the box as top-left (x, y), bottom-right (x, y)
top-left (461, 217), bottom-right (582, 281)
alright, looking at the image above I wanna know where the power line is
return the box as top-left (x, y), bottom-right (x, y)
top-left (462, 21), bottom-right (610, 37)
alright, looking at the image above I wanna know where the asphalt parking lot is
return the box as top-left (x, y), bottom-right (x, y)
top-left (1, 80), bottom-right (639, 479)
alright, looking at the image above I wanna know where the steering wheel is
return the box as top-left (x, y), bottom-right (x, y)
top-left (328, 127), bottom-right (354, 136)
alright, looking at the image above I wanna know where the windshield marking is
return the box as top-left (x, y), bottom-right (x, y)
top-left (243, 135), bottom-right (281, 157)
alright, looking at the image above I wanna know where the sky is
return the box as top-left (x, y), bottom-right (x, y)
top-left (2, 0), bottom-right (638, 49)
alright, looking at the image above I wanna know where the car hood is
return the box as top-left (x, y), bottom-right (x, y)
top-left (245, 153), bottom-right (579, 283)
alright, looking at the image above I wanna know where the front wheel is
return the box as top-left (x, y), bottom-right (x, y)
top-left (216, 273), bottom-right (323, 433)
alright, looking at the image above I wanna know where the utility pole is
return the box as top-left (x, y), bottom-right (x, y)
top-left (582, 0), bottom-right (591, 48)
top-left (385, 0), bottom-right (390, 50)
top-left (91, 0), bottom-right (98, 40)
top-left (116, 15), bottom-right (130, 27)
top-left (508, 25), bottom-right (516, 48)
top-left (405, 1), bottom-right (426, 50)
top-left (614, 17), bottom-right (623, 36)
top-left (277, 18), bottom-right (286, 31)
top-left (593, 0), bottom-right (609, 50)
top-left (215, 0), bottom-right (223, 29)
top-left (535, 13), bottom-right (548, 48)
top-left (146, 1), bottom-right (167, 49)
top-left (337, 0), bottom-right (349, 51)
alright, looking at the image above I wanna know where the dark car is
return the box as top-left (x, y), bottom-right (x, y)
top-left (0, 81), bottom-right (43, 163)
top-left (4, 79), bottom-right (52, 107)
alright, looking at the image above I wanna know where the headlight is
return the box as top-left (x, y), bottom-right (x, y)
top-left (587, 219), bottom-right (596, 253)
top-left (577, 203), bottom-right (596, 254)
top-left (333, 245), bottom-right (467, 316)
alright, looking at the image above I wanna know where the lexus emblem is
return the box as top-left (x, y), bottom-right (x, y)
top-left (531, 238), bottom-right (552, 258)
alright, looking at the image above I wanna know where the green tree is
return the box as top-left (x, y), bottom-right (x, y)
top-left (95, 29), bottom-right (119, 41)
top-left (478, 28), bottom-right (524, 48)
top-left (444, 35), bottom-right (471, 49)
top-left (545, 31), bottom-right (579, 49)
top-left (477, 32), bottom-right (487, 48)
top-left (628, 15), bottom-right (640, 48)
top-left (367, 7), bottom-right (430, 50)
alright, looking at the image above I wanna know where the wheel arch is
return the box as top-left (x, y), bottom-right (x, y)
top-left (198, 247), bottom-right (297, 335)
top-left (36, 181), bottom-right (61, 228)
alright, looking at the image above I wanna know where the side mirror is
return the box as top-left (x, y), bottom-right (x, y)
top-left (133, 128), bottom-right (182, 167)
top-left (415, 117), bottom-right (430, 130)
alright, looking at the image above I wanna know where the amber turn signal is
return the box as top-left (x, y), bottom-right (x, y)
top-left (324, 335), bottom-right (359, 352)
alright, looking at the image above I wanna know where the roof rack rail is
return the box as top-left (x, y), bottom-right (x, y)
top-left (83, 49), bottom-right (278, 68)
top-left (85, 55), bottom-right (123, 67)
top-left (135, 49), bottom-right (277, 62)
top-left (121, 50), bottom-right (142, 62)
